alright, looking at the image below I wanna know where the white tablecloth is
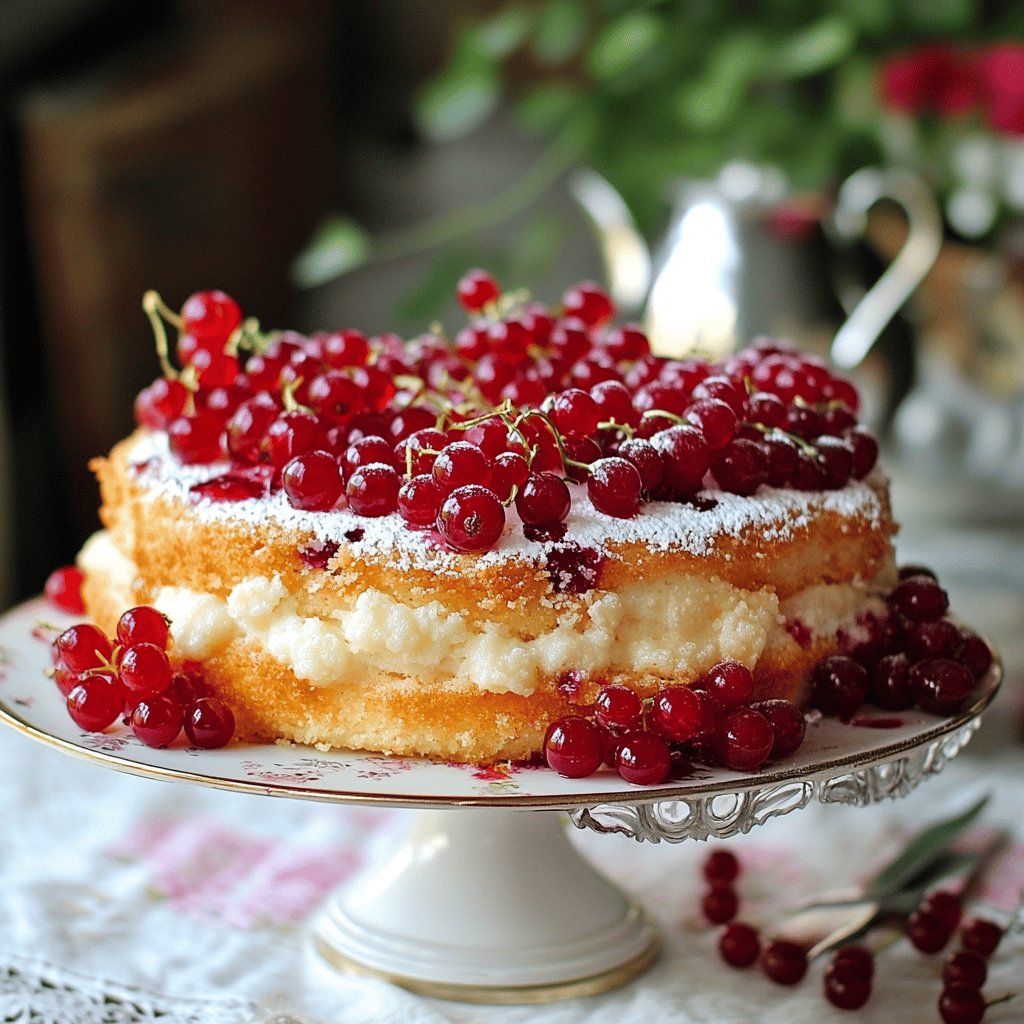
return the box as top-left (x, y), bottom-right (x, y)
top-left (1, 519), bottom-right (1022, 1024)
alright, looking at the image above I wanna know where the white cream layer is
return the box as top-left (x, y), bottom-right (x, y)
top-left (80, 531), bottom-right (888, 697)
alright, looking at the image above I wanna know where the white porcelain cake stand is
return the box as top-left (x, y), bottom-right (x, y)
top-left (0, 599), bottom-right (1001, 1003)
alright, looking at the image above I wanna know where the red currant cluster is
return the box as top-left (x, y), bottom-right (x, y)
top-left (51, 606), bottom-right (234, 749)
top-left (542, 662), bottom-right (807, 785)
top-left (132, 271), bottom-right (879, 554)
top-left (705, 851), bottom-right (1011, 1019)
top-left (812, 566), bottom-right (992, 723)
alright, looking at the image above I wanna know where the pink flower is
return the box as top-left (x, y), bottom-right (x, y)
top-left (880, 44), bottom-right (979, 118)
top-left (978, 43), bottom-right (1024, 136)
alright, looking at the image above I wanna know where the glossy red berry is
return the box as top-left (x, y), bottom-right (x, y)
top-left (910, 658), bottom-right (975, 715)
top-left (617, 438), bottom-right (665, 493)
top-left (923, 891), bottom-right (963, 932)
top-left (715, 707), bottom-right (774, 771)
top-left (489, 451), bottom-right (530, 502)
top-left (824, 970), bottom-right (872, 1010)
top-left (960, 917), bottom-right (1003, 957)
top-left (282, 451), bottom-right (344, 511)
top-left (938, 984), bottom-right (986, 1024)
top-left (181, 290), bottom-right (242, 343)
top-left (346, 463), bottom-right (401, 517)
top-left (45, 566), bottom-right (85, 615)
top-left (515, 472), bottom-right (571, 526)
top-left (117, 642), bottom-right (172, 696)
top-left (956, 632), bottom-right (993, 680)
top-left (811, 655), bottom-right (869, 720)
top-left (587, 457), bottom-right (643, 518)
top-left (718, 922), bottom-right (760, 968)
top-left (66, 675), bottom-right (122, 732)
top-left (870, 652), bottom-right (914, 711)
top-left (168, 412), bottom-right (224, 465)
top-left (615, 731), bottom-right (672, 785)
top-left (651, 425), bottom-right (711, 497)
top-left (594, 685), bottom-right (643, 732)
top-left (687, 398), bottom-right (738, 452)
top-left (397, 474), bottom-right (443, 527)
top-left (702, 883), bottom-right (739, 924)
top-left (184, 697), bottom-right (235, 748)
top-left (55, 624), bottom-right (113, 673)
top-left (702, 661), bottom-right (754, 710)
top-left (650, 686), bottom-right (702, 742)
top-left (551, 388), bottom-right (601, 437)
top-left (562, 281), bottom-right (614, 327)
top-left (830, 945), bottom-right (874, 980)
top-left (116, 607), bottom-right (170, 650)
top-left (456, 270), bottom-right (500, 312)
top-left (703, 849), bottom-right (740, 884)
top-left (943, 950), bottom-right (987, 989)
top-left (267, 410), bottom-right (328, 468)
top-left (134, 377), bottom-right (190, 430)
top-left (432, 441), bottom-right (490, 496)
top-left (749, 700), bottom-right (806, 758)
top-left (908, 908), bottom-right (953, 953)
top-left (543, 716), bottom-right (603, 778)
top-left (130, 694), bottom-right (183, 748)
top-left (437, 485), bottom-right (505, 552)
top-left (321, 328), bottom-right (370, 368)
top-left (711, 438), bottom-right (769, 495)
top-left (761, 939), bottom-right (807, 985)
top-left (889, 575), bottom-right (949, 622)
top-left (846, 426), bottom-right (879, 478)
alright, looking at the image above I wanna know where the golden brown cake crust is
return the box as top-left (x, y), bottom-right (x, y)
top-left (80, 429), bottom-right (897, 762)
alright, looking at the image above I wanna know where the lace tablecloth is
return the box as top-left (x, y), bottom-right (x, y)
top-left (1, 522), bottom-right (1022, 1024)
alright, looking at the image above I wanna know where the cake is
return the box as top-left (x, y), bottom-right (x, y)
top-left (74, 274), bottom-right (902, 768)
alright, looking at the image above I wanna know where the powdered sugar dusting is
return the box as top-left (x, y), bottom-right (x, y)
top-left (126, 431), bottom-right (887, 573)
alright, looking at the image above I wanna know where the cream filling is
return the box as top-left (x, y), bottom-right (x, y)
top-left (79, 530), bottom-right (889, 697)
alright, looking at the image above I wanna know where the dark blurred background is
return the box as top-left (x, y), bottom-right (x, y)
top-left (0, 0), bottom-right (491, 605)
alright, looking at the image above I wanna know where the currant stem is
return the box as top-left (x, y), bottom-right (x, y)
top-left (745, 420), bottom-right (818, 457)
top-left (142, 290), bottom-right (179, 380)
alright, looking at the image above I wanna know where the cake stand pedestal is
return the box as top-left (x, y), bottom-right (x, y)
top-left (0, 599), bottom-right (1001, 1004)
top-left (312, 807), bottom-right (659, 1002)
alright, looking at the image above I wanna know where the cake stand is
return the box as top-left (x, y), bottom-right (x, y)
top-left (0, 599), bottom-right (1001, 1004)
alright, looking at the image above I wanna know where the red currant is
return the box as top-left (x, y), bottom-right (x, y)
top-left (824, 970), bottom-right (872, 1010)
top-left (346, 463), bottom-right (401, 517)
top-left (562, 282), bottom-right (614, 327)
top-left (282, 451), bottom-right (344, 511)
top-left (168, 412), bottom-right (224, 465)
top-left (397, 474), bottom-right (443, 527)
top-left (116, 607), bottom-right (170, 650)
top-left (702, 661), bottom-right (754, 710)
top-left (456, 269), bottom-right (500, 312)
top-left (587, 457), bottom-right (642, 518)
top-left (760, 939), bottom-right (807, 985)
top-left (889, 575), bottom-right (949, 622)
top-left (910, 658), bottom-right (975, 715)
top-left (908, 908), bottom-right (953, 953)
top-left (938, 984), bottom-right (986, 1024)
top-left (715, 707), bottom-right (774, 771)
top-left (44, 566), bottom-right (85, 615)
top-left (749, 700), bottom-right (806, 758)
top-left (703, 849), bottom-right (740, 884)
top-left (718, 922), bottom-right (760, 968)
top-left (550, 388), bottom-right (600, 437)
top-left (117, 642), bottom-right (172, 696)
top-left (437, 485), bottom-right (505, 552)
top-left (615, 731), bottom-right (672, 785)
top-left (134, 377), bottom-right (189, 430)
top-left (593, 685), bottom-right (643, 731)
top-left (181, 290), bottom-right (242, 343)
top-left (130, 694), bottom-right (183, 748)
top-left (702, 883), bottom-right (739, 924)
top-left (55, 624), bottom-right (113, 673)
top-left (184, 697), bottom-right (235, 748)
top-left (943, 950), bottom-right (987, 989)
top-left (960, 917), bottom-right (1003, 957)
top-left (515, 472), bottom-right (571, 526)
top-left (811, 655), bottom-right (869, 720)
top-left (432, 441), bottom-right (490, 496)
top-left (543, 716), bottom-right (603, 778)
top-left (489, 451), bottom-right (530, 502)
top-left (66, 675), bottom-right (122, 731)
top-left (650, 686), bottom-right (702, 742)
top-left (923, 891), bottom-right (964, 932)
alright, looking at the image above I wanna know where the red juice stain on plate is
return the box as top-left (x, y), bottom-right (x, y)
top-left (849, 715), bottom-right (905, 729)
